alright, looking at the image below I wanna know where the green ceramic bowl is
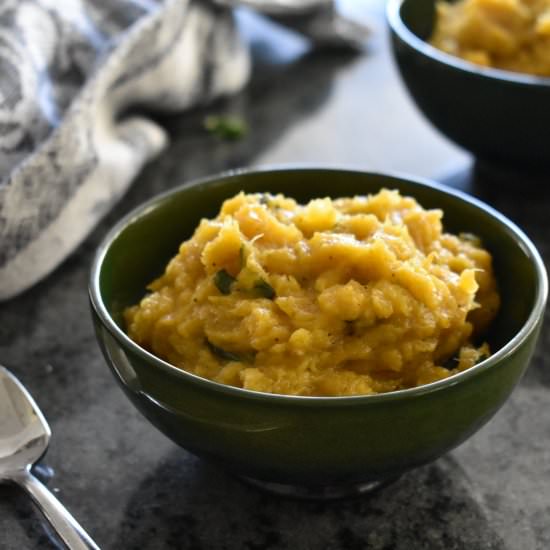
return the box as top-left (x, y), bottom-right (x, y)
top-left (90, 167), bottom-right (547, 498)
top-left (387, 0), bottom-right (550, 174)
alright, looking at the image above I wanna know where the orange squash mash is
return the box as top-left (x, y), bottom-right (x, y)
top-left (431, 0), bottom-right (550, 77)
top-left (125, 190), bottom-right (500, 396)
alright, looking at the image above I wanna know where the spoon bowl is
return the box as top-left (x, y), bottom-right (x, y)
top-left (0, 366), bottom-right (100, 550)
top-left (0, 367), bottom-right (50, 476)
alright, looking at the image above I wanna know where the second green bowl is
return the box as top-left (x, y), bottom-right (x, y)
top-left (388, 0), bottom-right (550, 174)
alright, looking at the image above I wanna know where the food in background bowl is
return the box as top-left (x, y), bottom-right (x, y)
top-left (431, 0), bottom-right (550, 76)
top-left (125, 189), bottom-right (499, 397)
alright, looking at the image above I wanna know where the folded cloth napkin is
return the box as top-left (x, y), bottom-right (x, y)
top-left (0, 0), bottom-right (367, 302)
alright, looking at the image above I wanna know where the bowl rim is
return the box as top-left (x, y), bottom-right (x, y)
top-left (387, 0), bottom-right (550, 88)
top-left (89, 164), bottom-right (548, 407)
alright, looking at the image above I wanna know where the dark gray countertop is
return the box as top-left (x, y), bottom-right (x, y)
top-left (1, 2), bottom-right (549, 549)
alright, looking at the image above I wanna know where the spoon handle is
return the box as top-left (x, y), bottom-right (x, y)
top-left (15, 470), bottom-right (100, 550)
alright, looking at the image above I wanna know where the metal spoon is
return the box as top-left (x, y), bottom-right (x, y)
top-left (0, 366), bottom-right (100, 550)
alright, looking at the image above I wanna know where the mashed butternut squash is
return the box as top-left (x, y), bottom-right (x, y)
top-left (431, 0), bottom-right (550, 77)
top-left (125, 190), bottom-right (499, 396)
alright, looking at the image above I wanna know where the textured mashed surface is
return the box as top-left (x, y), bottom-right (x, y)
top-left (125, 190), bottom-right (500, 396)
top-left (431, 0), bottom-right (550, 76)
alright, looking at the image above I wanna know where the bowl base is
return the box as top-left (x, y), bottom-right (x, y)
top-left (237, 474), bottom-right (400, 500)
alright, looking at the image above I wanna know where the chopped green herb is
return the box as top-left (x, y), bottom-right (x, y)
top-left (258, 193), bottom-right (281, 210)
top-left (258, 194), bottom-right (269, 205)
top-left (204, 115), bottom-right (248, 140)
top-left (459, 232), bottom-right (481, 246)
top-left (253, 279), bottom-right (276, 300)
top-left (206, 339), bottom-right (255, 363)
top-left (344, 320), bottom-right (356, 336)
top-left (214, 269), bottom-right (235, 295)
top-left (441, 356), bottom-right (459, 370)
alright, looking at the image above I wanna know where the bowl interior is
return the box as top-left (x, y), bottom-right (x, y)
top-left (96, 168), bottom-right (540, 364)
top-left (398, 0), bottom-right (437, 41)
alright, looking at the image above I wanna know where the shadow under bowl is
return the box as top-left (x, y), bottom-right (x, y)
top-left (387, 0), bottom-right (550, 177)
top-left (89, 167), bottom-right (547, 497)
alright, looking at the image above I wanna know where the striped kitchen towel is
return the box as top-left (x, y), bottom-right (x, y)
top-left (0, 0), bottom-right (367, 301)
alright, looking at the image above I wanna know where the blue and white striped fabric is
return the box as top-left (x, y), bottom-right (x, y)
top-left (0, 0), bottom-right (367, 301)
